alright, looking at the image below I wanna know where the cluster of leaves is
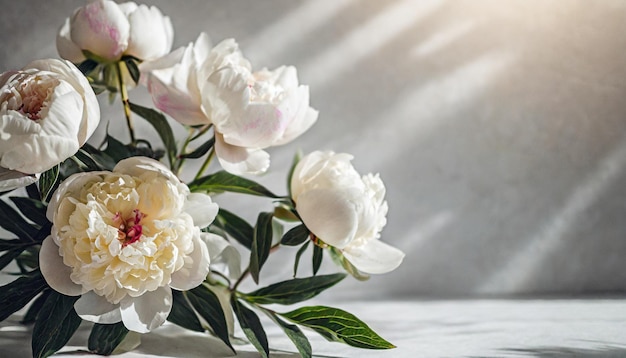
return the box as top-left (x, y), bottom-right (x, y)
top-left (0, 63), bottom-right (394, 358)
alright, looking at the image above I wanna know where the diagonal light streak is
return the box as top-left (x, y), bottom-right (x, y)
top-left (301, 0), bottom-right (443, 89)
top-left (477, 134), bottom-right (626, 294)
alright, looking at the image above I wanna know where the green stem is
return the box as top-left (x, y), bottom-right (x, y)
top-left (116, 61), bottom-right (136, 144)
top-left (175, 127), bottom-right (196, 175)
top-left (231, 267), bottom-right (250, 292)
top-left (194, 147), bottom-right (215, 181)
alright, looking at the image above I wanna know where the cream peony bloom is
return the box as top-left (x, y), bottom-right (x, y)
top-left (0, 59), bottom-right (99, 191)
top-left (144, 33), bottom-right (318, 175)
top-left (40, 157), bottom-right (217, 333)
top-left (57, 0), bottom-right (173, 63)
top-left (291, 151), bottom-right (404, 274)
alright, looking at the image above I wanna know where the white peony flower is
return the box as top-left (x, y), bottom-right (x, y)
top-left (57, 0), bottom-right (173, 63)
top-left (144, 33), bottom-right (318, 175)
top-left (0, 59), bottom-right (100, 191)
top-left (290, 151), bottom-right (404, 274)
top-left (40, 157), bottom-right (218, 333)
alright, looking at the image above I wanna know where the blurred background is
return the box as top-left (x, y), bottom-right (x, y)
top-left (2, 0), bottom-right (626, 300)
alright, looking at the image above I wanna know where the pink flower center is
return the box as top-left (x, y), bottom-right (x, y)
top-left (113, 209), bottom-right (146, 247)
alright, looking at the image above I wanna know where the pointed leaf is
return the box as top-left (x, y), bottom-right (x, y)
top-left (231, 298), bottom-right (269, 358)
top-left (186, 286), bottom-right (234, 353)
top-left (10, 197), bottom-right (48, 226)
top-left (312, 245), bottom-right (323, 275)
top-left (88, 321), bottom-right (129, 355)
top-left (129, 102), bottom-right (177, 168)
top-left (281, 224), bottom-right (310, 246)
top-left (0, 249), bottom-right (22, 271)
top-left (167, 290), bottom-right (204, 332)
top-left (39, 165), bottom-right (60, 203)
top-left (329, 247), bottom-right (370, 281)
top-left (0, 239), bottom-right (31, 252)
top-left (189, 171), bottom-right (279, 198)
top-left (103, 134), bottom-right (132, 162)
top-left (244, 273), bottom-right (346, 305)
top-left (287, 150), bottom-right (302, 198)
top-left (280, 306), bottom-right (395, 350)
top-left (265, 310), bottom-right (311, 358)
top-left (179, 136), bottom-right (215, 159)
top-left (26, 183), bottom-right (40, 200)
top-left (32, 292), bottom-right (82, 358)
top-left (77, 59), bottom-right (98, 75)
top-left (123, 58), bottom-right (141, 84)
top-left (213, 208), bottom-right (253, 249)
top-left (293, 241), bottom-right (310, 277)
top-left (74, 149), bottom-right (102, 171)
top-left (0, 271), bottom-right (47, 321)
top-left (22, 290), bottom-right (51, 324)
top-left (0, 199), bottom-right (38, 240)
top-left (249, 212), bottom-right (274, 284)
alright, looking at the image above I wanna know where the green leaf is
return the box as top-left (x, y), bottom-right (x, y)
top-left (280, 306), bottom-right (395, 350)
top-left (264, 310), bottom-right (311, 358)
top-left (0, 271), bottom-right (47, 321)
top-left (312, 244), bottom-right (323, 275)
top-left (281, 224), bottom-right (309, 246)
top-left (0, 249), bottom-right (22, 271)
top-left (123, 57), bottom-right (141, 84)
top-left (129, 102), bottom-right (177, 168)
top-left (287, 150), bottom-right (302, 198)
top-left (213, 209), bottom-right (253, 249)
top-left (102, 134), bottom-right (132, 162)
top-left (32, 292), bottom-right (82, 358)
top-left (231, 298), bottom-right (269, 358)
top-left (88, 321), bottom-right (129, 355)
top-left (0, 199), bottom-right (38, 240)
top-left (249, 212), bottom-right (274, 284)
top-left (81, 143), bottom-right (117, 171)
top-left (77, 59), bottom-right (99, 75)
top-left (179, 136), bottom-right (215, 159)
top-left (0, 239), bottom-right (31, 252)
top-left (39, 165), bottom-right (60, 203)
top-left (22, 290), bottom-right (51, 324)
top-left (293, 241), bottom-right (310, 277)
top-left (244, 273), bottom-right (346, 305)
top-left (10, 197), bottom-right (48, 226)
top-left (167, 290), bottom-right (204, 332)
top-left (74, 149), bottom-right (102, 171)
top-left (189, 171), bottom-right (280, 198)
top-left (26, 183), bottom-right (40, 200)
top-left (186, 286), bottom-right (234, 353)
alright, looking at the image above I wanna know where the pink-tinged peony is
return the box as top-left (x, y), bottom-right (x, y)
top-left (291, 151), bottom-right (405, 274)
top-left (0, 59), bottom-right (100, 191)
top-left (57, 0), bottom-right (173, 63)
top-left (40, 157), bottom-right (217, 333)
top-left (144, 33), bottom-right (318, 175)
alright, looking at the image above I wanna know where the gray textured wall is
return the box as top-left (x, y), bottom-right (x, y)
top-left (2, 0), bottom-right (626, 299)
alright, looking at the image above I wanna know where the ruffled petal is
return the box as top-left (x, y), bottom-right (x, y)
top-left (183, 192), bottom-right (218, 228)
top-left (295, 188), bottom-right (358, 249)
top-left (343, 239), bottom-right (405, 274)
top-left (75, 291), bottom-right (122, 323)
top-left (147, 73), bottom-right (208, 126)
top-left (39, 236), bottom-right (83, 296)
top-left (214, 133), bottom-right (269, 175)
top-left (120, 286), bottom-right (172, 333)
top-left (170, 235), bottom-right (210, 291)
top-left (113, 156), bottom-right (179, 184)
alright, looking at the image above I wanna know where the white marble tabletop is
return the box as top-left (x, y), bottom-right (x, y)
top-left (2, 299), bottom-right (626, 358)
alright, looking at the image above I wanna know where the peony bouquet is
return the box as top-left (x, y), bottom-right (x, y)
top-left (0, 1), bottom-right (405, 357)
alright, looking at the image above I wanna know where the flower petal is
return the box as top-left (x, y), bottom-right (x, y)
top-left (75, 291), bottom-right (122, 323)
top-left (56, 17), bottom-right (86, 63)
top-left (39, 236), bottom-right (83, 296)
top-left (183, 193), bottom-right (218, 228)
top-left (0, 168), bottom-right (37, 192)
top-left (120, 287), bottom-right (172, 333)
top-left (147, 73), bottom-right (208, 126)
top-left (214, 133), bottom-right (270, 175)
top-left (69, 0), bottom-right (130, 61)
top-left (170, 236), bottom-right (210, 291)
top-left (295, 188), bottom-right (358, 249)
top-left (202, 233), bottom-right (241, 280)
top-left (113, 156), bottom-right (179, 184)
top-left (343, 239), bottom-right (405, 274)
top-left (126, 5), bottom-right (173, 60)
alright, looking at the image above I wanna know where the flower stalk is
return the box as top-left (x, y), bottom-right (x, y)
top-left (116, 62), bottom-right (136, 145)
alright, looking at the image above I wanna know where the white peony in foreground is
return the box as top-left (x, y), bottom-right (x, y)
top-left (291, 151), bottom-right (405, 274)
top-left (144, 33), bottom-right (318, 175)
top-left (0, 59), bottom-right (99, 191)
top-left (40, 157), bottom-right (218, 333)
top-left (57, 0), bottom-right (173, 63)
